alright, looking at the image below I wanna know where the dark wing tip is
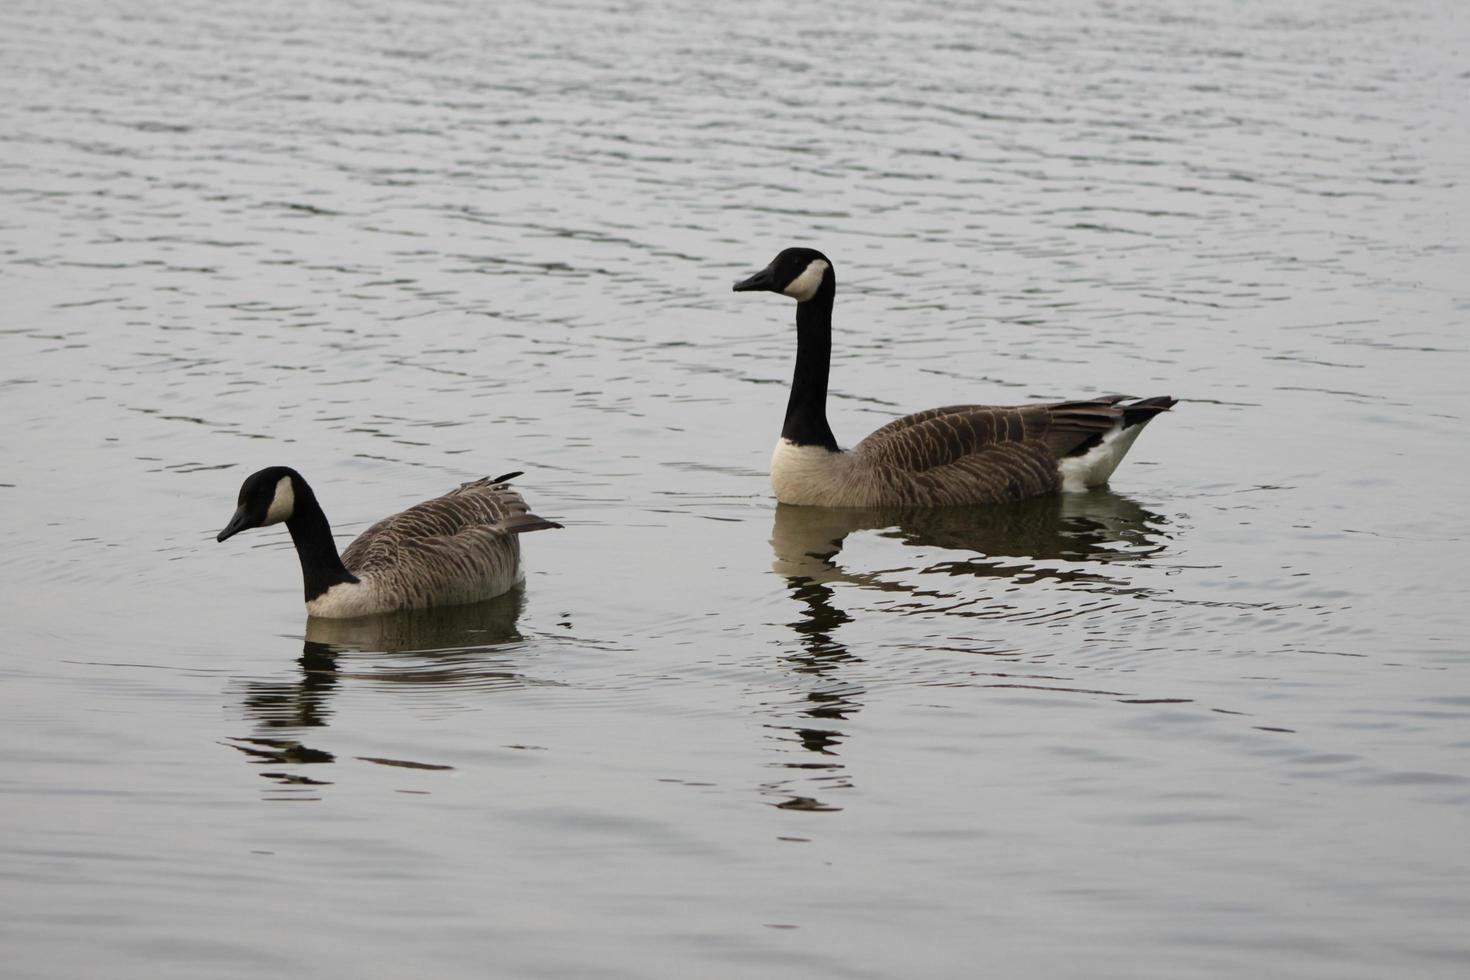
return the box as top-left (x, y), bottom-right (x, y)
top-left (1121, 395), bottom-right (1177, 428)
top-left (490, 470), bottom-right (525, 485)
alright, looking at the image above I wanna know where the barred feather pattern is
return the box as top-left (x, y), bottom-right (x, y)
top-left (309, 477), bottom-right (559, 616)
top-left (772, 397), bottom-right (1175, 508)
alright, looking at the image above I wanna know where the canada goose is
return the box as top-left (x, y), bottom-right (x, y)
top-left (216, 467), bottom-right (560, 618)
top-left (733, 247), bottom-right (1176, 507)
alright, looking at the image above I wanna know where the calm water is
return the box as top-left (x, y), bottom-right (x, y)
top-left (3, 0), bottom-right (1468, 976)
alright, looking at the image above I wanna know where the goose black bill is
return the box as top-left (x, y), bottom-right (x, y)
top-left (732, 265), bottom-right (778, 292)
top-left (217, 508), bottom-right (251, 542)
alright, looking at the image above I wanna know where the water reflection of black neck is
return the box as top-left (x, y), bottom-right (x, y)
top-left (236, 640), bottom-right (340, 732)
top-left (228, 644), bottom-right (338, 789)
top-left (284, 481), bottom-right (358, 602)
top-left (783, 280), bottom-right (840, 452)
top-left (299, 639), bottom-right (341, 678)
top-left (788, 576), bottom-right (855, 671)
top-left (785, 574), bottom-right (863, 724)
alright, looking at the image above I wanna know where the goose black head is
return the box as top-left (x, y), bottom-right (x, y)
top-left (217, 466), bottom-right (302, 542)
top-left (733, 247), bottom-right (834, 304)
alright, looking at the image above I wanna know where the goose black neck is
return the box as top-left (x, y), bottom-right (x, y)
top-left (783, 280), bottom-right (840, 452)
top-left (283, 481), bottom-right (358, 602)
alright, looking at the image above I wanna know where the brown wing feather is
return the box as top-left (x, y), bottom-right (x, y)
top-left (341, 477), bottom-right (559, 577)
top-left (855, 399), bottom-right (1134, 470)
top-left (355, 527), bottom-right (524, 611)
top-left (845, 397), bottom-right (1169, 506)
top-left (859, 441), bottom-right (1065, 506)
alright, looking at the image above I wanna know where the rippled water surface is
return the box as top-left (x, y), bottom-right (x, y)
top-left (3, 0), bottom-right (1468, 976)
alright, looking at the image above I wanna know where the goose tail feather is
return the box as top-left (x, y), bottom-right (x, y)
top-left (500, 513), bottom-right (562, 535)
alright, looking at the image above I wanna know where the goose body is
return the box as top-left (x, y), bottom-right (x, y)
top-left (217, 467), bottom-right (559, 618)
top-left (734, 248), bottom-right (1175, 508)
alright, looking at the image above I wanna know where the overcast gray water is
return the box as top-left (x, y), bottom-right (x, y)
top-left (3, 0), bottom-right (1469, 977)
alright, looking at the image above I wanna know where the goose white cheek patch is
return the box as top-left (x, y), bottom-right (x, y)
top-left (264, 476), bottom-right (295, 525)
top-left (782, 259), bottom-right (830, 302)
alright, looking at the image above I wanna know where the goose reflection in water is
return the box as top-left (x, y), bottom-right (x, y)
top-left (771, 490), bottom-right (1171, 591)
top-left (763, 491), bottom-right (1171, 812)
top-left (227, 590), bottom-right (528, 799)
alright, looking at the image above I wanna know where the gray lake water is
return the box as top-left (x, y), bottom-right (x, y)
top-left (2, 0), bottom-right (1468, 976)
